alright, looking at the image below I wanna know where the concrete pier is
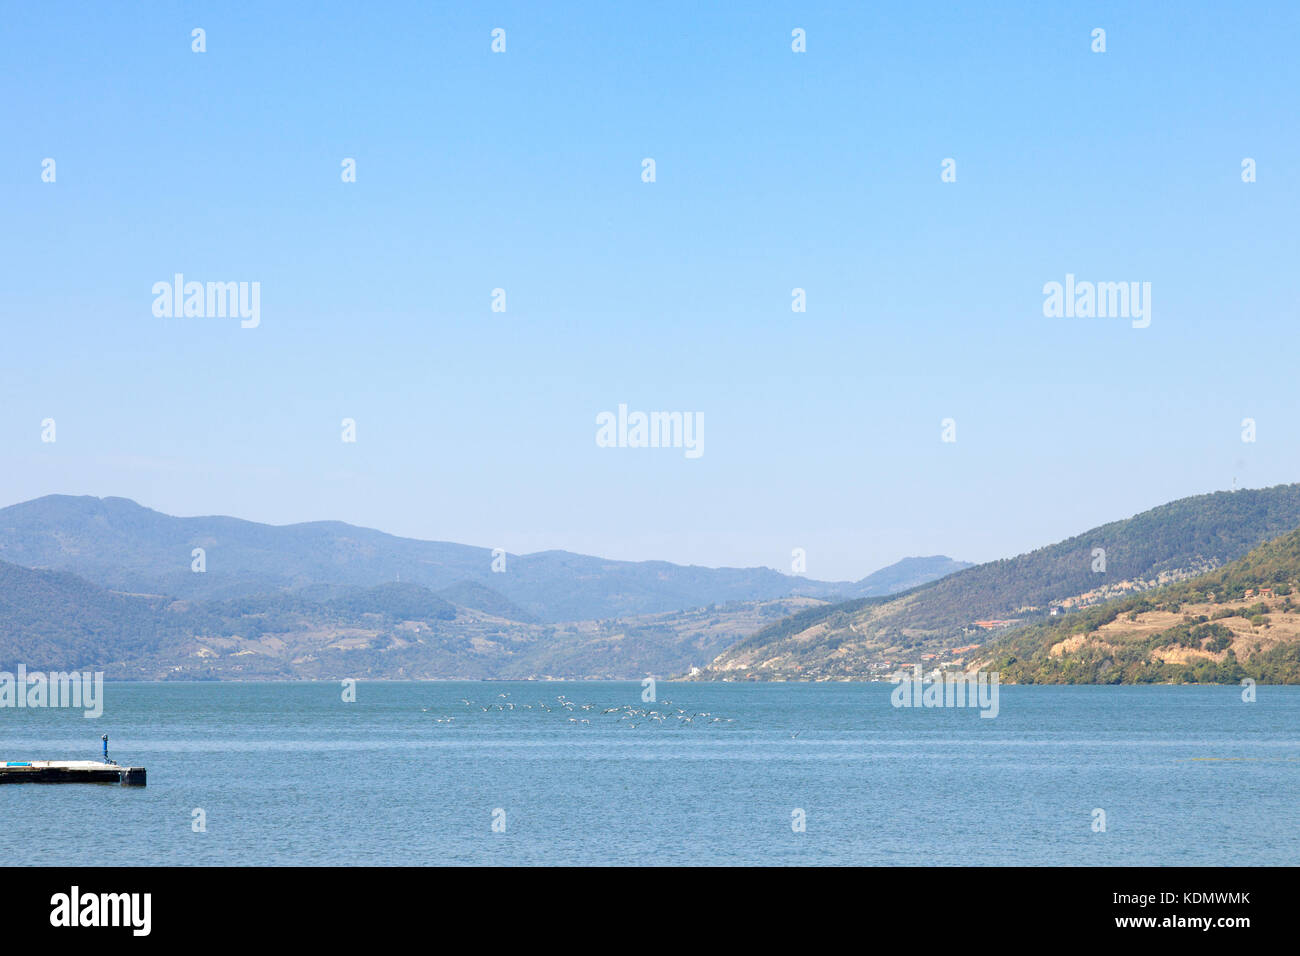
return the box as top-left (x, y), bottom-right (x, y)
top-left (0, 760), bottom-right (146, 785)
top-left (2, 738), bottom-right (146, 785)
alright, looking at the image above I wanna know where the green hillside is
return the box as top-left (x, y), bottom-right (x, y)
top-left (435, 580), bottom-right (537, 622)
top-left (698, 484), bottom-right (1300, 680)
top-left (0, 560), bottom-right (184, 670)
top-left (982, 525), bottom-right (1300, 684)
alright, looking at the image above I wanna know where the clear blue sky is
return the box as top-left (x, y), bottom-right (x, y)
top-left (3, 2), bottom-right (1298, 581)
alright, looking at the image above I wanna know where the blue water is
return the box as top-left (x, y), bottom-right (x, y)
top-left (1, 682), bottom-right (1297, 865)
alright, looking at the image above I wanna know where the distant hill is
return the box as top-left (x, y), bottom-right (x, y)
top-left (0, 560), bottom-right (182, 671)
top-left (0, 495), bottom-right (970, 679)
top-left (435, 580), bottom-right (537, 623)
top-left (323, 582), bottom-right (457, 622)
top-left (0, 495), bottom-right (965, 623)
top-left (838, 555), bottom-right (971, 598)
top-left (0, 555), bottom-right (826, 680)
top-left (695, 484), bottom-right (1300, 680)
top-left (980, 525), bottom-right (1300, 684)
top-left (0, 494), bottom-right (493, 601)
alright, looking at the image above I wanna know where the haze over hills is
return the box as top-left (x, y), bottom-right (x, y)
top-left (0, 495), bottom-right (968, 623)
top-left (13, 488), bottom-right (1300, 683)
top-left (695, 484), bottom-right (1300, 681)
top-left (0, 494), bottom-right (968, 678)
top-left (0, 550), bottom-right (830, 679)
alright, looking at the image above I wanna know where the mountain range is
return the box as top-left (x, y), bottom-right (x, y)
top-left (8, 487), bottom-right (1300, 682)
top-left (0, 495), bottom-right (966, 678)
top-left (0, 495), bottom-right (965, 621)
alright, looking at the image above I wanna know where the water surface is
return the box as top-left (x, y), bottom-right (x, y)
top-left (1, 682), bottom-right (1295, 865)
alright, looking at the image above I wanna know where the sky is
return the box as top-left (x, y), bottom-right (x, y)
top-left (2, 1), bottom-right (1298, 581)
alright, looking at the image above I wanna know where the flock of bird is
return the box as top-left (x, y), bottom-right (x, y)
top-left (422, 692), bottom-right (734, 728)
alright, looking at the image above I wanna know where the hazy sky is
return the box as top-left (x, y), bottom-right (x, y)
top-left (3, 2), bottom-right (1298, 581)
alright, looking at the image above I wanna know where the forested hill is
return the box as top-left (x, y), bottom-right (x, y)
top-left (981, 524), bottom-right (1300, 684)
top-left (697, 484), bottom-right (1300, 680)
